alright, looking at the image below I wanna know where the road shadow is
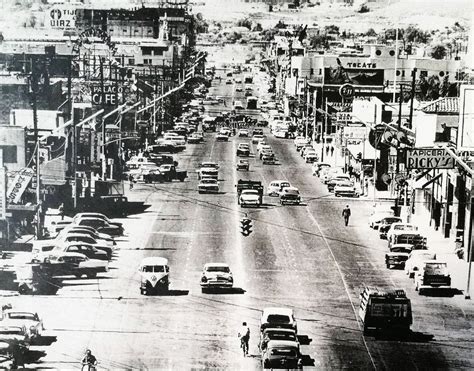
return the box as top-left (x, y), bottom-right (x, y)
top-left (300, 353), bottom-right (315, 367)
top-left (23, 350), bottom-right (47, 364)
top-left (374, 330), bottom-right (434, 343)
top-left (297, 335), bottom-right (312, 346)
top-left (419, 288), bottom-right (463, 297)
top-left (157, 289), bottom-right (189, 296)
top-left (32, 335), bottom-right (57, 346)
top-left (202, 287), bottom-right (246, 295)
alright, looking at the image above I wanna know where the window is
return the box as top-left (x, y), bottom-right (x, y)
top-left (420, 70), bottom-right (428, 78)
top-left (143, 59), bottom-right (152, 65)
top-left (389, 50), bottom-right (395, 57)
top-left (128, 58), bottom-right (135, 65)
top-left (375, 49), bottom-right (382, 56)
top-left (142, 47), bottom-right (152, 55)
top-left (0, 145), bottom-right (17, 163)
top-left (310, 68), bottom-right (314, 76)
top-left (439, 71), bottom-right (445, 77)
top-left (402, 70), bottom-right (405, 77)
top-left (396, 70), bottom-right (401, 76)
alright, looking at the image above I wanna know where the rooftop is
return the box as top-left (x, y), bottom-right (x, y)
top-left (421, 97), bottom-right (459, 114)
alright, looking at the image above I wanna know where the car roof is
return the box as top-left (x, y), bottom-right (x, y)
top-left (204, 262), bottom-right (230, 268)
top-left (262, 307), bottom-right (294, 316)
top-left (140, 257), bottom-right (168, 266)
top-left (263, 327), bottom-right (296, 334)
top-left (282, 186), bottom-right (299, 191)
top-left (266, 340), bottom-right (299, 348)
top-left (270, 180), bottom-right (289, 184)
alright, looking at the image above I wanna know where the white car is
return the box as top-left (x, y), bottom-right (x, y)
top-left (252, 134), bottom-right (265, 144)
top-left (368, 206), bottom-right (395, 229)
top-left (198, 178), bottom-right (219, 193)
top-left (321, 167), bottom-right (344, 184)
top-left (268, 180), bottom-right (291, 196)
top-left (126, 156), bottom-right (156, 170)
top-left (0, 308), bottom-right (43, 340)
top-left (304, 151), bottom-right (318, 163)
top-left (274, 130), bottom-right (287, 139)
top-left (386, 223), bottom-right (419, 244)
top-left (405, 251), bottom-right (437, 278)
top-left (200, 263), bottom-right (233, 292)
top-left (200, 161), bottom-right (219, 170)
top-left (334, 180), bottom-right (358, 197)
top-left (238, 129), bottom-right (249, 137)
top-left (260, 307), bottom-right (297, 333)
top-left (258, 144), bottom-right (272, 153)
top-left (239, 189), bottom-right (261, 207)
top-left (294, 136), bottom-right (307, 147)
top-left (312, 162), bottom-right (331, 176)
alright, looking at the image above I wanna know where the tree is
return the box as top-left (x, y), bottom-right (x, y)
top-left (365, 28), bottom-right (377, 37)
top-left (358, 4), bottom-right (370, 13)
top-left (324, 24), bottom-right (339, 34)
top-left (430, 44), bottom-right (447, 60)
top-left (309, 34), bottom-right (329, 49)
top-left (405, 26), bottom-right (429, 44)
top-left (236, 18), bottom-right (252, 30)
top-left (253, 23), bottom-right (263, 32)
top-left (275, 20), bottom-right (287, 29)
top-left (194, 13), bottom-right (209, 34)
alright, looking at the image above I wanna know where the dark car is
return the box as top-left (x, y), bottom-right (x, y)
top-left (61, 243), bottom-right (109, 261)
top-left (74, 218), bottom-right (124, 237)
top-left (236, 159), bottom-right (249, 171)
top-left (280, 187), bottom-right (301, 205)
top-left (379, 217), bottom-right (403, 239)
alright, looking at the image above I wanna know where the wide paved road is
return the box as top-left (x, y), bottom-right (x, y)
top-left (9, 46), bottom-right (474, 370)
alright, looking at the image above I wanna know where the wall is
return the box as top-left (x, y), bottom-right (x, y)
top-left (0, 126), bottom-right (26, 173)
top-left (413, 112), bottom-right (437, 147)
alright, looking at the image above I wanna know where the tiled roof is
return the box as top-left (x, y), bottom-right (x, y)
top-left (421, 98), bottom-right (459, 114)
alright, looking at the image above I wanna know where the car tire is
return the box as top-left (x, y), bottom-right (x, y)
top-left (87, 272), bottom-right (97, 279)
top-left (75, 273), bottom-right (83, 278)
top-left (201, 287), bottom-right (207, 294)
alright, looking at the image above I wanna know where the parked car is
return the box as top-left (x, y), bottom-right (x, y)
top-left (280, 187), bottom-right (301, 205)
top-left (238, 129), bottom-right (249, 137)
top-left (198, 179), bottom-right (219, 194)
top-left (54, 233), bottom-right (113, 258)
top-left (200, 263), bottom-right (233, 292)
top-left (0, 308), bottom-right (43, 341)
top-left (44, 252), bottom-right (109, 279)
top-left (187, 133), bottom-right (202, 144)
top-left (304, 151), bottom-right (318, 163)
top-left (327, 174), bottom-right (352, 192)
top-left (73, 213), bottom-right (122, 229)
top-left (261, 340), bottom-right (301, 369)
top-left (236, 159), bottom-right (249, 171)
top-left (73, 217), bottom-right (124, 237)
top-left (378, 217), bottom-right (403, 239)
top-left (414, 261), bottom-right (451, 294)
top-left (56, 242), bottom-right (109, 261)
top-left (405, 251), bottom-right (437, 278)
top-left (385, 244), bottom-right (414, 269)
top-left (368, 207), bottom-right (394, 229)
top-left (237, 143), bottom-right (250, 157)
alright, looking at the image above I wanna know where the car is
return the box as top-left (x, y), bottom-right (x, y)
top-left (304, 151), bottom-right (318, 163)
top-left (235, 77), bottom-right (242, 83)
top-left (236, 159), bottom-right (249, 171)
top-left (54, 234), bottom-right (113, 258)
top-left (139, 257), bottom-right (169, 295)
top-left (220, 127), bottom-right (232, 136)
top-left (368, 207), bottom-right (395, 229)
top-left (386, 223), bottom-right (419, 245)
top-left (405, 251), bottom-right (437, 278)
top-left (225, 78), bottom-right (233, 84)
top-left (187, 133), bottom-right (202, 144)
top-left (414, 261), bottom-right (451, 294)
top-left (198, 178), bottom-right (219, 193)
top-left (57, 242), bottom-right (110, 261)
top-left (268, 180), bottom-right (291, 196)
top-left (198, 167), bottom-right (218, 180)
top-left (44, 252), bottom-right (109, 279)
top-left (320, 167), bottom-right (344, 184)
top-left (73, 213), bottom-right (123, 229)
top-left (58, 226), bottom-right (115, 247)
top-left (259, 148), bottom-right (274, 159)
top-left (216, 133), bottom-right (229, 141)
top-left (378, 217), bottom-right (403, 239)
top-left (280, 187), bottom-right (301, 205)
top-left (252, 134), bottom-right (265, 144)
top-left (293, 136), bottom-right (307, 146)
top-left (73, 217), bottom-right (124, 237)
top-left (257, 143), bottom-right (271, 153)
top-left (274, 130), bottom-right (288, 139)
top-left (234, 100), bottom-right (244, 110)
top-left (252, 128), bottom-right (264, 136)
top-left (200, 263), bottom-right (233, 292)
top-left (239, 189), bottom-right (261, 207)
top-left (200, 161), bottom-right (219, 170)
top-left (261, 340), bottom-right (301, 369)
top-left (0, 325), bottom-right (31, 350)
top-left (327, 174), bottom-right (352, 192)
top-left (300, 145), bottom-right (314, 157)
top-left (235, 86), bottom-right (243, 92)
top-left (334, 180), bottom-right (358, 197)
top-left (125, 156), bottom-right (156, 170)
top-left (0, 308), bottom-right (43, 340)
top-left (262, 153), bottom-right (276, 165)
top-left (259, 328), bottom-right (299, 352)
top-left (260, 307), bottom-right (297, 333)
top-left (238, 129), bottom-right (249, 137)
top-left (237, 143), bottom-right (250, 157)
top-left (312, 162), bottom-right (331, 176)
top-left (385, 244), bottom-right (414, 269)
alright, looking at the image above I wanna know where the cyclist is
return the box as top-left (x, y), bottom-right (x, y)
top-left (238, 322), bottom-right (250, 356)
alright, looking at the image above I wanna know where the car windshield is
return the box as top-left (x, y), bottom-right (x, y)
top-left (267, 314), bottom-right (291, 324)
top-left (281, 182), bottom-right (290, 188)
top-left (270, 348), bottom-right (297, 357)
top-left (243, 190), bottom-right (259, 195)
top-left (7, 313), bottom-right (37, 321)
top-left (394, 225), bottom-right (416, 231)
top-left (284, 189), bottom-right (299, 195)
top-left (425, 263), bottom-right (448, 274)
top-left (267, 332), bottom-right (297, 341)
top-left (206, 266), bottom-right (230, 273)
top-left (202, 163), bottom-right (217, 168)
top-left (143, 265), bottom-right (167, 273)
top-left (384, 218), bottom-right (401, 223)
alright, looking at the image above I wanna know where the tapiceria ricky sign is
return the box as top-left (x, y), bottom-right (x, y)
top-left (406, 148), bottom-right (455, 169)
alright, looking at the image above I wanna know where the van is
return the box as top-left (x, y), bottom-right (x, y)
top-left (139, 257), bottom-right (170, 295)
top-left (359, 287), bottom-right (412, 335)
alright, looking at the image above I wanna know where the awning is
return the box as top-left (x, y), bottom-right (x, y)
top-left (413, 173), bottom-right (442, 189)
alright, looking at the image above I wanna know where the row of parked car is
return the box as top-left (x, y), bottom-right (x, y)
top-left (369, 206), bottom-right (452, 295)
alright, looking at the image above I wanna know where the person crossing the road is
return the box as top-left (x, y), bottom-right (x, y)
top-left (342, 205), bottom-right (351, 226)
top-left (238, 322), bottom-right (250, 356)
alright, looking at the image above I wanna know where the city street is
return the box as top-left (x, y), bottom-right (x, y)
top-left (6, 49), bottom-right (473, 370)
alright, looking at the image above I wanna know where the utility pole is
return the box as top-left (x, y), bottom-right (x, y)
top-left (100, 57), bottom-right (106, 179)
top-left (409, 68), bottom-right (417, 128)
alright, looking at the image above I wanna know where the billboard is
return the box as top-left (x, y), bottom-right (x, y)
top-left (324, 67), bottom-right (384, 86)
top-left (48, 6), bottom-right (76, 29)
top-left (458, 85), bottom-right (474, 148)
top-left (6, 168), bottom-right (35, 204)
top-left (406, 148), bottom-right (454, 169)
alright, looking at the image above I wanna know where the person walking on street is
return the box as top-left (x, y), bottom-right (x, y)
top-left (326, 146), bottom-right (330, 155)
top-left (128, 174), bottom-right (134, 190)
top-left (238, 322), bottom-right (250, 356)
top-left (330, 146), bottom-right (335, 156)
top-left (364, 178), bottom-right (369, 196)
top-left (342, 205), bottom-right (351, 226)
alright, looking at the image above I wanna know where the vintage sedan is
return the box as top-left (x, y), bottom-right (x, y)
top-left (385, 244), bottom-right (414, 269)
top-left (41, 252), bottom-right (109, 279)
top-left (260, 307), bottom-right (297, 333)
top-left (334, 180), bottom-right (358, 197)
top-left (236, 159), bottom-right (249, 171)
top-left (0, 309), bottom-right (43, 340)
top-left (379, 217), bottom-right (403, 239)
top-left (200, 263), bottom-right (233, 292)
top-left (405, 251), bottom-right (437, 278)
top-left (262, 153), bottom-right (276, 165)
top-left (240, 190), bottom-right (261, 207)
top-left (280, 187), bottom-right (301, 205)
top-left (216, 133), bottom-right (229, 142)
top-left (198, 178), bottom-right (219, 194)
top-left (261, 340), bottom-right (301, 369)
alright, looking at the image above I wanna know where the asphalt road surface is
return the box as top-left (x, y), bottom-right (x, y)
top-left (7, 45), bottom-right (474, 370)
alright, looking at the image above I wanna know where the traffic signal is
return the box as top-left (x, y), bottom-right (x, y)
top-left (240, 218), bottom-right (252, 236)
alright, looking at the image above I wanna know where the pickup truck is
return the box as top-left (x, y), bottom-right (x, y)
top-left (385, 244), bottom-right (414, 269)
top-left (236, 180), bottom-right (263, 206)
top-left (387, 223), bottom-right (426, 249)
top-left (158, 165), bottom-right (187, 182)
top-left (414, 261), bottom-right (451, 295)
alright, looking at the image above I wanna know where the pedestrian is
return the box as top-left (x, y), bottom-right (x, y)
top-left (348, 165), bottom-right (353, 177)
top-left (364, 178), bottom-right (369, 196)
top-left (342, 204), bottom-right (351, 226)
top-left (58, 203), bottom-right (64, 221)
top-left (326, 146), bottom-right (330, 155)
top-left (128, 173), bottom-right (134, 190)
top-left (330, 146), bottom-right (335, 156)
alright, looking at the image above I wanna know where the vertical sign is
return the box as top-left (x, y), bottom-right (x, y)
top-left (6, 168), bottom-right (35, 204)
top-left (0, 150), bottom-right (6, 220)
